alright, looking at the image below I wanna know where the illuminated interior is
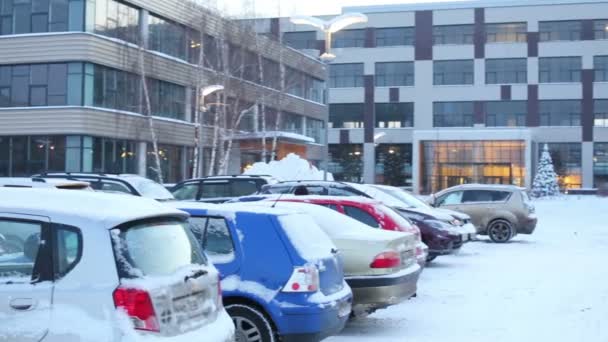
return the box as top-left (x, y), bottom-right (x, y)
top-left (421, 141), bottom-right (526, 193)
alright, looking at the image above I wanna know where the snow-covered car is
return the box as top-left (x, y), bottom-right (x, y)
top-left (34, 173), bottom-right (175, 201)
top-left (0, 188), bottom-right (234, 342)
top-left (170, 175), bottom-right (279, 203)
top-left (169, 201), bottom-right (353, 341)
top-left (429, 184), bottom-right (537, 243)
top-left (0, 177), bottom-right (92, 191)
top-left (240, 200), bottom-right (422, 316)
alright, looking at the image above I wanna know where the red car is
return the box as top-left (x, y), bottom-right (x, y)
top-left (276, 196), bottom-right (428, 266)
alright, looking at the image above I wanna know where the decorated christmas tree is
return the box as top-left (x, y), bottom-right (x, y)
top-left (531, 144), bottom-right (561, 198)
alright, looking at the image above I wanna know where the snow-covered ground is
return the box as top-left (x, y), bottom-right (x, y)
top-left (328, 196), bottom-right (608, 342)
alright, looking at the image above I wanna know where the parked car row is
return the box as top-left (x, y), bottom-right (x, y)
top-left (0, 173), bottom-right (538, 342)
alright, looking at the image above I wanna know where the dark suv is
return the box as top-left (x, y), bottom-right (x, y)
top-left (260, 180), bottom-right (371, 197)
top-left (170, 175), bottom-right (278, 203)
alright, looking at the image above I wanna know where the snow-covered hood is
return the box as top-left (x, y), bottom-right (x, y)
top-left (398, 206), bottom-right (454, 222)
top-left (435, 208), bottom-right (471, 221)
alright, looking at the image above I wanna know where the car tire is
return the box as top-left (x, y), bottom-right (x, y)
top-left (488, 219), bottom-right (515, 243)
top-left (426, 254), bottom-right (437, 262)
top-left (227, 304), bottom-right (276, 342)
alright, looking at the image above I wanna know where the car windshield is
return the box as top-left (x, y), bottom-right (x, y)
top-left (377, 186), bottom-right (430, 209)
top-left (128, 177), bottom-right (175, 201)
top-left (112, 218), bottom-right (206, 278)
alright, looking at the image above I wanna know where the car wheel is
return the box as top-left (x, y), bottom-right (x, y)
top-left (488, 220), bottom-right (514, 243)
top-left (426, 254), bottom-right (437, 262)
top-left (227, 304), bottom-right (276, 342)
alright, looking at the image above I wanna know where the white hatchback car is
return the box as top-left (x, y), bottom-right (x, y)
top-left (0, 188), bottom-right (234, 342)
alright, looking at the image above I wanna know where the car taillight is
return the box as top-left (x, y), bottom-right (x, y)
top-left (370, 251), bottom-right (401, 269)
top-left (113, 287), bottom-right (160, 332)
top-left (282, 264), bottom-right (320, 293)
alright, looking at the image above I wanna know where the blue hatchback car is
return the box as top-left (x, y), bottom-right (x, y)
top-left (172, 202), bottom-right (353, 342)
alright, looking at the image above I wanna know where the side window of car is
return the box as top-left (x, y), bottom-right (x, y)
top-left (305, 186), bottom-right (328, 195)
top-left (204, 218), bottom-right (235, 263)
top-left (462, 190), bottom-right (494, 203)
top-left (99, 181), bottom-right (132, 194)
top-left (0, 219), bottom-right (43, 282)
top-left (328, 186), bottom-right (360, 196)
top-left (188, 217), bottom-right (206, 242)
top-left (491, 191), bottom-right (512, 202)
top-left (200, 181), bottom-right (231, 198)
top-left (54, 225), bottom-right (82, 279)
top-left (172, 182), bottom-right (200, 200)
top-left (323, 204), bottom-right (340, 212)
top-left (343, 206), bottom-right (381, 228)
top-left (438, 191), bottom-right (463, 206)
top-left (231, 180), bottom-right (259, 197)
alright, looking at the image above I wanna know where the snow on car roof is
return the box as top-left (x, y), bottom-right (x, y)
top-left (169, 200), bottom-right (300, 217)
top-left (0, 188), bottom-right (186, 229)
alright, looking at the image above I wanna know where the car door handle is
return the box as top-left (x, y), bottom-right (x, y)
top-left (9, 298), bottom-right (35, 311)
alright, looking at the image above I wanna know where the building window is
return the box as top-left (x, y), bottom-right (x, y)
top-left (485, 22), bottom-right (527, 43)
top-left (433, 24), bottom-right (474, 45)
top-left (485, 101), bottom-right (527, 127)
top-left (434, 60), bottom-right (474, 85)
top-left (594, 20), bottom-right (608, 40)
top-left (329, 103), bottom-right (364, 128)
top-left (539, 21), bottom-right (582, 41)
top-left (0, 135), bottom-right (71, 176)
top-left (329, 144), bottom-right (363, 183)
top-left (539, 143), bottom-right (582, 189)
top-left (376, 103), bottom-right (413, 128)
top-left (421, 140), bottom-right (526, 194)
top-left (595, 100), bottom-right (608, 126)
top-left (485, 58), bottom-right (527, 84)
top-left (539, 57), bottom-right (581, 83)
top-left (595, 56), bottom-right (608, 82)
top-left (330, 63), bottom-right (364, 88)
top-left (147, 144), bottom-right (183, 183)
top-left (92, 64), bottom-right (140, 113)
top-left (148, 14), bottom-right (186, 60)
top-left (306, 118), bottom-right (325, 144)
top-left (433, 102), bottom-right (474, 127)
top-left (332, 29), bottom-right (365, 48)
top-left (202, 34), bottom-right (222, 70)
top-left (0, 0), bottom-right (80, 36)
top-left (0, 63), bottom-right (80, 108)
top-left (594, 143), bottom-right (608, 187)
top-left (262, 58), bottom-right (280, 90)
top-left (375, 27), bottom-right (414, 46)
top-left (92, 0), bottom-right (139, 44)
top-left (540, 100), bottom-right (581, 126)
top-left (280, 112), bottom-right (303, 134)
top-left (285, 67), bottom-right (324, 103)
top-left (284, 31), bottom-right (317, 49)
top-left (375, 144), bottom-right (412, 186)
top-left (375, 62), bottom-right (414, 87)
top-left (147, 78), bottom-right (186, 120)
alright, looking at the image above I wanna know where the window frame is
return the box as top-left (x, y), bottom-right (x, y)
top-left (375, 61), bottom-right (414, 87)
top-left (433, 60), bottom-right (474, 86)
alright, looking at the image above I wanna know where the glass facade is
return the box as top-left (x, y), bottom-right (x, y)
top-left (485, 22), bottom-right (527, 43)
top-left (433, 25), bottom-right (474, 45)
top-left (147, 143), bottom-right (184, 183)
top-left (329, 103), bottom-right (364, 128)
top-left (283, 31), bottom-right (317, 49)
top-left (280, 112), bottom-right (303, 134)
top-left (285, 67), bottom-right (325, 103)
top-left (330, 63), bottom-right (364, 88)
top-left (540, 100), bottom-right (581, 126)
top-left (485, 101), bottom-right (527, 127)
top-left (376, 103), bottom-right (413, 128)
top-left (0, 0), bottom-right (82, 35)
top-left (375, 144), bottom-right (412, 186)
top-left (538, 143), bottom-right (582, 189)
top-left (595, 20), bottom-right (608, 40)
top-left (485, 58), bottom-right (527, 84)
top-left (148, 14), bottom-right (186, 60)
top-left (306, 118), bottom-right (325, 144)
top-left (375, 62), bottom-right (414, 87)
top-left (328, 144), bottom-right (363, 183)
top-left (539, 57), bottom-right (582, 83)
top-left (332, 29), bottom-right (365, 48)
top-left (91, 63), bottom-right (140, 113)
top-left (595, 56), bottom-right (608, 82)
top-left (434, 60), bottom-right (474, 85)
top-left (90, 0), bottom-right (139, 44)
top-left (433, 102), bottom-right (474, 127)
top-left (146, 78), bottom-right (186, 120)
top-left (596, 100), bottom-right (608, 127)
top-left (594, 143), bottom-right (608, 187)
top-left (421, 140), bottom-right (526, 194)
top-left (375, 27), bottom-right (414, 46)
top-left (539, 21), bottom-right (582, 41)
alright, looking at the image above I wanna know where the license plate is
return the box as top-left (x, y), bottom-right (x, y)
top-left (338, 301), bottom-right (352, 318)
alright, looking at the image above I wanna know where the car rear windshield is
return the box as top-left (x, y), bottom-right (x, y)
top-left (112, 218), bottom-right (207, 278)
top-left (130, 178), bottom-right (175, 201)
top-left (278, 214), bottom-right (335, 261)
top-left (377, 204), bottom-right (415, 229)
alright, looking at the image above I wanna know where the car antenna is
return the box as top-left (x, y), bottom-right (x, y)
top-left (271, 191), bottom-right (287, 208)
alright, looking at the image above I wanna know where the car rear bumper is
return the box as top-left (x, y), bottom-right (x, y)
top-left (345, 263), bottom-right (422, 313)
top-left (518, 216), bottom-right (538, 235)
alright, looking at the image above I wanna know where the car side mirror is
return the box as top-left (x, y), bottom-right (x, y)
top-left (427, 195), bottom-right (436, 207)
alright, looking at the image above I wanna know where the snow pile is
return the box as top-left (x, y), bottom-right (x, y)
top-left (532, 144), bottom-right (561, 198)
top-left (243, 153), bottom-right (334, 181)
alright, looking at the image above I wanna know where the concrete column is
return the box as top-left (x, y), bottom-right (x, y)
top-left (137, 142), bottom-right (147, 177)
top-left (582, 141), bottom-right (594, 188)
top-left (412, 138), bottom-right (421, 194)
top-left (140, 10), bottom-right (149, 49)
top-left (181, 147), bottom-right (189, 181)
top-left (301, 116), bottom-right (307, 136)
top-left (185, 88), bottom-right (193, 123)
top-left (363, 143), bottom-right (376, 184)
top-left (525, 138), bottom-right (533, 189)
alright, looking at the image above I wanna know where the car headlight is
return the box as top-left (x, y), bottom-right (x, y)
top-left (450, 219), bottom-right (463, 226)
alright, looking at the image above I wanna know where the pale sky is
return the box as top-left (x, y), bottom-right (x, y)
top-left (216, 0), bottom-right (461, 18)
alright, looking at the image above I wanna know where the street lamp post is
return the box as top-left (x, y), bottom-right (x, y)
top-left (193, 85), bottom-right (224, 178)
top-left (290, 13), bottom-right (368, 181)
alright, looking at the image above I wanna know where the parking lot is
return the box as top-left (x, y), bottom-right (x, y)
top-left (329, 197), bottom-right (608, 342)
